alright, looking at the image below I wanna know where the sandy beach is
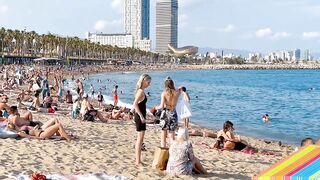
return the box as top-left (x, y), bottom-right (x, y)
top-left (0, 64), bottom-right (298, 180)
top-left (0, 112), bottom-right (295, 180)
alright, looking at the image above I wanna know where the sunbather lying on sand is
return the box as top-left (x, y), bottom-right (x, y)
top-left (18, 119), bottom-right (71, 142)
top-left (189, 129), bottom-right (217, 138)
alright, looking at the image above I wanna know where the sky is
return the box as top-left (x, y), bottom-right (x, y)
top-left (0, 0), bottom-right (320, 53)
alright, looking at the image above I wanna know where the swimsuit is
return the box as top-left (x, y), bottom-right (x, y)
top-left (134, 94), bottom-right (147, 132)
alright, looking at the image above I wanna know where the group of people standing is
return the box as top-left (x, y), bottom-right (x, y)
top-left (132, 74), bottom-right (206, 175)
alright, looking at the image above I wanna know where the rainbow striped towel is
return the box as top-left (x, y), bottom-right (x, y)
top-left (254, 145), bottom-right (320, 180)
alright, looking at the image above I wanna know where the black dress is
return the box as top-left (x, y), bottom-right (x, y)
top-left (134, 94), bottom-right (147, 131)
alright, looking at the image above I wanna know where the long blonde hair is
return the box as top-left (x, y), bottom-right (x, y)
top-left (164, 76), bottom-right (175, 98)
top-left (135, 74), bottom-right (151, 95)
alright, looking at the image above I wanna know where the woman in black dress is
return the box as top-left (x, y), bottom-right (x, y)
top-left (133, 74), bottom-right (151, 166)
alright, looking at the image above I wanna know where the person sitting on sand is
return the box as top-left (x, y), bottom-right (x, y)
top-left (7, 106), bottom-right (36, 129)
top-left (18, 119), bottom-right (71, 142)
top-left (216, 121), bottom-right (259, 154)
top-left (80, 94), bottom-right (90, 118)
top-left (64, 90), bottom-right (73, 104)
top-left (87, 104), bottom-right (108, 122)
top-left (30, 92), bottom-right (41, 111)
top-left (18, 89), bottom-right (33, 102)
top-left (166, 128), bottom-right (207, 175)
top-left (0, 95), bottom-right (11, 112)
top-left (42, 92), bottom-right (54, 108)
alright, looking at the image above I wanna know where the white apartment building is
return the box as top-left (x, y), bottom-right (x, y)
top-left (86, 33), bottom-right (133, 48)
top-left (125, 0), bottom-right (151, 51)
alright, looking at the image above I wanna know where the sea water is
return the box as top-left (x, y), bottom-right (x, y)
top-left (68, 69), bottom-right (320, 145)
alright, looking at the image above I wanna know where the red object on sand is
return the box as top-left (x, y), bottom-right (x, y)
top-left (30, 172), bottom-right (46, 180)
top-left (47, 107), bottom-right (55, 113)
top-left (150, 106), bottom-right (157, 114)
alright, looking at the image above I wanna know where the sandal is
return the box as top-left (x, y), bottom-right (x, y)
top-left (141, 143), bottom-right (147, 151)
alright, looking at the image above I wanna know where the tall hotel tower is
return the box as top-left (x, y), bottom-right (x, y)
top-left (125, 0), bottom-right (151, 51)
top-left (156, 0), bottom-right (178, 54)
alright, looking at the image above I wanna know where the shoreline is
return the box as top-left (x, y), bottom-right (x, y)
top-left (78, 66), bottom-right (300, 147)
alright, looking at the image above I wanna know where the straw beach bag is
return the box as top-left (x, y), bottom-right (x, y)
top-left (152, 147), bottom-right (169, 171)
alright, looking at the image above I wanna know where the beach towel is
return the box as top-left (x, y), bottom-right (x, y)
top-left (176, 99), bottom-right (192, 120)
top-left (6, 172), bottom-right (128, 180)
top-left (0, 128), bottom-right (18, 139)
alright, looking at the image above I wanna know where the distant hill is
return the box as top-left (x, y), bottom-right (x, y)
top-left (198, 48), bottom-right (253, 58)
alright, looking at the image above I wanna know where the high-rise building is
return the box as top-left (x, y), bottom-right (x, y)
top-left (156, 0), bottom-right (178, 54)
top-left (125, 0), bottom-right (151, 51)
top-left (303, 49), bottom-right (310, 61)
top-left (293, 49), bottom-right (301, 61)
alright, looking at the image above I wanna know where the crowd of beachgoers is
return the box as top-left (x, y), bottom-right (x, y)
top-left (0, 63), bottom-right (319, 179)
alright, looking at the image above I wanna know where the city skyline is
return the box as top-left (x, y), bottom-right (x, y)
top-left (0, 0), bottom-right (320, 53)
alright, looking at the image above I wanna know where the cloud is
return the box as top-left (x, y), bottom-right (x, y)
top-left (273, 32), bottom-right (291, 39)
top-left (179, 13), bottom-right (188, 28)
top-left (255, 28), bottom-right (273, 38)
top-left (302, 32), bottom-right (320, 40)
top-left (111, 0), bottom-right (124, 14)
top-left (0, 5), bottom-right (8, 14)
top-left (94, 19), bottom-right (123, 32)
top-left (255, 28), bottom-right (291, 40)
top-left (218, 24), bottom-right (236, 33)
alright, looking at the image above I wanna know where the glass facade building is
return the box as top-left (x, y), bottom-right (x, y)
top-left (156, 0), bottom-right (178, 54)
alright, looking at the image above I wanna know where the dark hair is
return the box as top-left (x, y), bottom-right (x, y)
top-left (181, 86), bottom-right (186, 92)
top-left (115, 85), bottom-right (118, 89)
top-left (223, 120), bottom-right (234, 132)
top-left (301, 138), bottom-right (314, 147)
top-left (10, 106), bottom-right (18, 114)
top-left (35, 93), bottom-right (40, 97)
top-left (67, 90), bottom-right (70, 94)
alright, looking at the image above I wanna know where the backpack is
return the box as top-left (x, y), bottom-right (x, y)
top-left (83, 113), bottom-right (95, 122)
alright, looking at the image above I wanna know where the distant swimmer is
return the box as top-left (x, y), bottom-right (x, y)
top-left (262, 114), bottom-right (269, 123)
top-left (308, 87), bottom-right (316, 91)
top-left (195, 96), bottom-right (198, 99)
top-left (147, 92), bottom-right (151, 97)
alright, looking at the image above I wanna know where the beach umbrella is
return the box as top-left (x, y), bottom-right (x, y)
top-left (254, 145), bottom-right (320, 180)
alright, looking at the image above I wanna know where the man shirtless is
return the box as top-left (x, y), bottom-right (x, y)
top-left (7, 106), bottom-right (35, 129)
top-left (64, 90), bottom-right (73, 104)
